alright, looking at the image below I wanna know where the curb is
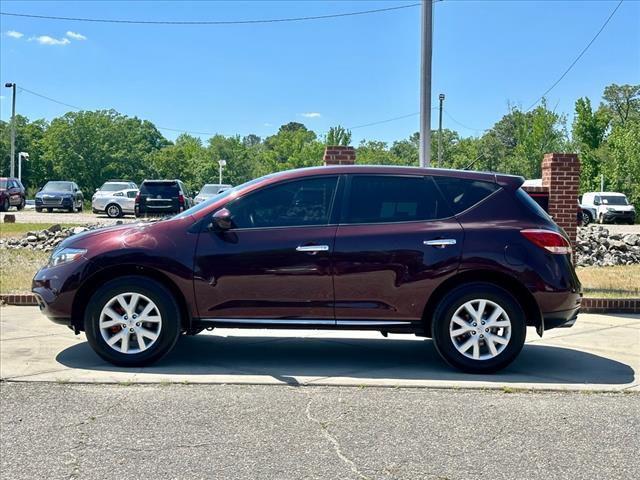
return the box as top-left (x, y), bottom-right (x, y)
top-left (2, 294), bottom-right (639, 314)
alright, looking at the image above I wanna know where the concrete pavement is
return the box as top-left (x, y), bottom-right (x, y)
top-left (1, 306), bottom-right (638, 391)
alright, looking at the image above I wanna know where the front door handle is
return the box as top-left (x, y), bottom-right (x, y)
top-left (296, 245), bottom-right (330, 253)
top-left (423, 239), bottom-right (457, 248)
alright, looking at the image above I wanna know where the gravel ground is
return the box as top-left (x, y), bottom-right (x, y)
top-left (581, 224), bottom-right (640, 235)
top-left (1, 209), bottom-right (137, 225)
top-left (1, 383), bottom-right (638, 480)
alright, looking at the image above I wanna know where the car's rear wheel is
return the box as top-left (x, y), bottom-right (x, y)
top-left (106, 203), bottom-right (123, 218)
top-left (16, 198), bottom-right (25, 210)
top-left (84, 276), bottom-right (181, 367)
top-left (1, 198), bottom-right (8, 211)
top-left (581, 211), bottom-right (592, 226)
top-left (46, 208), bottom-right (53, 213)
top-left (431, 283), bottom-right (526, 373)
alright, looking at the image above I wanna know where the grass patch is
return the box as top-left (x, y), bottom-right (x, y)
top-left (576, 264), bottom-right (640, 298)
top-left (0, 249), bottom-right (48, 294)
top-left (0, 223), bottom-right (81, 239)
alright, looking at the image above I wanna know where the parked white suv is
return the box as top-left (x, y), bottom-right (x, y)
top-left (92, 180), bottom-right (138, 216)
top-left (581, 192), bottom-right (636, 225)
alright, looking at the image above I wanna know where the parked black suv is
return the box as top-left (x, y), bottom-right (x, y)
top-left (135, 180), bottom-right (193, 217)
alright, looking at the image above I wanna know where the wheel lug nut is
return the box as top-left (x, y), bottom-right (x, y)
top-left (132, 314), bottom-right (137, 319)
top-left (485, 328), bottom-right (489, 332)
top-left (472, 323), bottom-right (477, 327)
top-left (123, 315), bottom-right (128, 320)
top-left (136, 322), bottom-right (141, 327)
top-left (471, 331), bottom-right (476, 335)
top-left (121, 324), bottom-right (127, 328)
top-left (129, 327), bottom-right (134, 332)
top-left (481, 321), bottom-right (485, 325)
top-left (480, 334), bottom-right (484, 338)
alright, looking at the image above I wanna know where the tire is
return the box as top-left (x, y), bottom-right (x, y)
top-left (36, 207), bottom-right (42, 212)
top-left (46, 208), bottom-right (53, 213)
top-left (1, 198), bottom-right (8, 212)
top-left (581, 211), bottom-right (592, 226)
top-left (77, 201), bottom-right (83, 212)
top-left (16, 198), bottom-right (25, 211)
top-left (431, 282), bottom-right (527, 374)
top-left (84, 276), bottom-right (182, 367)
top-left (106, 203), bottom-right (123, 218)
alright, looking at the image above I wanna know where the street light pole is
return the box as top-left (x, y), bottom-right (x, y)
top-left (18, 152), bottom-right (29, 182)
top-left (218, 159), bottom-right (226, 185)
top-left (437, 93), bottom-right (445, 167)
top-left (4, 83), bottom-right (16, 177)
top-left (419, 0), bottom-right (433, 167)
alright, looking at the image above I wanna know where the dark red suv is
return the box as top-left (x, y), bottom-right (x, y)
top-left (32, 166), bottom-right (581, 373)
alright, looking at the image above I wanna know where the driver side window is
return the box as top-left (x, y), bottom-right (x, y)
top-left (228, 176), bottom-right (338, 229)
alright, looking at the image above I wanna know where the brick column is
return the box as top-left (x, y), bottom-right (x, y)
top-left (542, 153), bottom-right (580, 246)
top-left (323, 146), bottom-right (356, 166)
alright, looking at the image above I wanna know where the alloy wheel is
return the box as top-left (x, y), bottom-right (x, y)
top-left (99, 293), bottom-right (162, 354)
top-left (107, 204), bottom-right (121, 218)
top-left (449, 299), bottom-right (512, 361)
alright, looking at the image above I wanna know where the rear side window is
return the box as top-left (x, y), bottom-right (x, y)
top-left (140, 182), bottom-right (179, 197)
top-left (433, 177), bottom-right (499, 215)
top-left (343, 175), bottom-right (446, 224)
top-left (516, 188), bottom-right (551, 220)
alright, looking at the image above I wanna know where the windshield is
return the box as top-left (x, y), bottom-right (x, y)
top-left (601, 196), bottom-right (628, 206)
top-left (43, 182), bottom-right (73, 192)
top-left (200, 184), bottom-right (229, 195)
top-left (174, 175), bottom-right (272, 219)
top-left (101, 182), bottom-right (131, 192)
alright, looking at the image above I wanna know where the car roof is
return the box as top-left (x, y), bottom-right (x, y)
top-left (259, 165), bottom-right (524, 189)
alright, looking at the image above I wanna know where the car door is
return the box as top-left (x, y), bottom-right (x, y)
top-left (332, 174), bottom-right (463, 326)
top-left (194, 175), bottom-right (341, 322)
top-left (8, 180), bottom-right (19, 206)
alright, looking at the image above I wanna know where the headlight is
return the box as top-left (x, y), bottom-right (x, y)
top-left (607, 207), bottom-right (616, 212)
top-left (48, 248), bottom-right (87, 267)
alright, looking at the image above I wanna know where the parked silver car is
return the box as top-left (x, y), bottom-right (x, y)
top-left (92, 188), bottom-right (138, 218)
top-left (194, 183), bottom-right (232, 204)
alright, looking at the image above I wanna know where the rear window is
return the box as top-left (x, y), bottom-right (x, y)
top-left (516, 188), bottom-right (551, 220)
top-left (140, 182), bottom-right (179, 197)
top-left (433, 177), bottom-right (499, 215)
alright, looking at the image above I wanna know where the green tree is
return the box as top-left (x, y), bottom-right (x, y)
top-left (601, 83), bottom-right (640, 127)
top-left (326, 125), bottom-right (352, 146)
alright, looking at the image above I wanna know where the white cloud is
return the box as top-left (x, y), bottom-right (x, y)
top-left (66, 31), bottom-right (87, 40)
top-left (30, 35), bottom-right (71, 46)
top-left (6, 30), bottom-right (24, 39)
top-left (300, 112), bottom-right (321, 118)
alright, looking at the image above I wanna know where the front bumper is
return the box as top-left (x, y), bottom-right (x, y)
top-left (32, 257), bottom-right (94, 329)
top-left (35, 197), bottom-right (74, 209)
top-left (603, 211), bottom-right (635, 223)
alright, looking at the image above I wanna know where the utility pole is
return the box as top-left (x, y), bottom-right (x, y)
top-left (419, 0), bottom-right (433, 167)
top-left (4, 83), bottom-right (16, 177)
top-left (437, 93), bottom-right (445, 167)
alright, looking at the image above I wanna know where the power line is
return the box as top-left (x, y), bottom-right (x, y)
top-left (347, 112), bottom-right (419, 130)
top-left (18, 87), bottom-right (83, 111)
top-left (526, 0), bottom-right (624, 111)
top-left (443, 109), bottom-right (486, 133)
top-left (0, 3), bottom-right (420, 25)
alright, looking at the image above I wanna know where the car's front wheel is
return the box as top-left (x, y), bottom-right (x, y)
top-left (431, 283), bottom-right (526, 373)
top-left (581, 211), bottom-right (592, 226)
top-left (1, 198), bottom-right (8, 211)
top-left (84, 276), bottom-right (181, 367)
top-left (106, 203), bottom-right (123, 218)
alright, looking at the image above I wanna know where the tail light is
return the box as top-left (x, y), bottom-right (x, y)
top-left (521, 229), bottom-right (572, 254)
top-left (178, 194), bottom-right (185, 205)
top-left (134, 193), bottom-right (140, 204)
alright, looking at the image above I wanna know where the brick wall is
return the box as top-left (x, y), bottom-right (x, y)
top-left (323, 146), bottom-right (356, 166)
top-left (541, 153), bottom-right (580, 246)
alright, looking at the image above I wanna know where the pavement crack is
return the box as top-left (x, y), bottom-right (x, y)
top-left (305, 394), bottom-right (371, 480)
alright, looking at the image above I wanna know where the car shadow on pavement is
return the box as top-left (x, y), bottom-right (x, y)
top-left (55, 334), bottom-right (636, 385)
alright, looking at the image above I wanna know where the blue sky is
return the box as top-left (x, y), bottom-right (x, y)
top-left (1, 0), bottom-right (639, 144)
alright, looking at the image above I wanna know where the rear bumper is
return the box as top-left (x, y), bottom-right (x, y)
top-left (543, 306), bottom-right (580, 331)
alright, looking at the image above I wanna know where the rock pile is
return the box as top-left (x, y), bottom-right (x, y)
top-left (0, 223), bottom-right (121, 252)
top-left (575, 226), bottom-right (640, 267)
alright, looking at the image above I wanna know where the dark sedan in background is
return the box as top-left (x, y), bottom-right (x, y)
top-left (35, 181), bottom-right (84, 213)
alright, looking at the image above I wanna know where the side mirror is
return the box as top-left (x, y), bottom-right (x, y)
top-left (211, 208), bottom-right (232, 230)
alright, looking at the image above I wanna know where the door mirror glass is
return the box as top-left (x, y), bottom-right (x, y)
top-left (212, 208), bottom-right (233, 230)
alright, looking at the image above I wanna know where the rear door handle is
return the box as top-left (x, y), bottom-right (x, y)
top-left (296, 245), bottom-right (330, 253)
top-left (423, 239), bottom-right (457, 248)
